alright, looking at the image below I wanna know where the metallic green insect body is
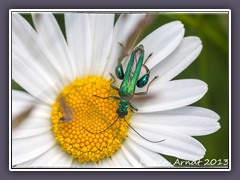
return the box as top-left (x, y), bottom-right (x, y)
top-left (113, 44), bottom-right (154, 117)
top-left (94, 45), bottom-right (155, 117)
top-left (87, 44), bottom-right (163, 143)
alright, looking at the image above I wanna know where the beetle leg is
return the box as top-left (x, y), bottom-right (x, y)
top-left (109, 73), bottom-right (119, 91)
top-left (129, 102), bottom-right (138, 111)
top-left (135, 76), bottom-right (159, 95)
top-left (143, 52), bottom-right (153, 64)
top-left (142, 64), bottom-right (150, 74)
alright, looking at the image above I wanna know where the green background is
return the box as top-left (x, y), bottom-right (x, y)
top-left (12, 12), bottom-right (229, 168)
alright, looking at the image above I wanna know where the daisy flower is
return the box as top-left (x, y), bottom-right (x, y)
top-left (11, 12), bottom-right (220, 168)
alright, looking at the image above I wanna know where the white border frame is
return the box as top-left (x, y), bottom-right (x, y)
top-left (9, 9), bottom-right (231, 171)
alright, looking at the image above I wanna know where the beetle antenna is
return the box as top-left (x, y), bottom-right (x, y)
top-left (123, 117), bottom-right (165, 143)
top-left (82, 117), bottom-right (120, 134)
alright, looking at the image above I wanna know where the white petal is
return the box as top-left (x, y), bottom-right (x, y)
top-left (89, 14), bottom-right (114, 76)
top-left (112, 14), bottom-right (146, 48)
top-left (124, 138), bottom-right (173, 167)
top-left (12, 13), bottom-right (64, 86)
top-left (97, 157), bottom-right (115, 168)
top-left (12, 103), bottom-right (52, 139)
top-left (13, 158), bottom-right (36, 168)
top-left (12, 43), bottom-right (59, 105)
top-left (12, 90), bottom-right (36, 121)
top-left (121, 144), bottom-right (144, 167)
top-left (138, 21), bottom-right (184, 69)
top-left (133, 79), bottom-right (208, 112)
top-left (82, 162), bottom-right (99, 168)
top-left (151, 37), bottom-right (203, 82)
top-left (71, 160), bottom-right (85, 168)
top-left (72, 161), bottom-right (98, 168)
top-left (12, 13), bottom-right (62, 104)
top-left (128, 122), bottom-right (206, 161)
top-left (32, 13), bottom-right (75, 83)
top-left (16, 145), bottom-right (72, 168)
top-left (109, 156), bottom-right (122, 168)
top-left (111, 149), bottom-right (132, 168)
top-left (12, 90), bottom-right (35, 102)
top-left (12, 131), bottom-right (56, 165)
top-left (65, 13), bottom-right (91, 77)
top-left (132, 106), bottom-right (220, 136)
top-left (103, 14), bottom-right (146, 78)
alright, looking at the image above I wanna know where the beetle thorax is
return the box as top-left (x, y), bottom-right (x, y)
top-left (117, 99), bottom-right (129, 118)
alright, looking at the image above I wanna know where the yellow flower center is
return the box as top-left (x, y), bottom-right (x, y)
top-left (51, 76), bottom-right (130, 162)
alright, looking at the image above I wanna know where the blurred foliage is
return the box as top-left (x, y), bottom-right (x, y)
top-left (12, 12), bottom-right (229, 168)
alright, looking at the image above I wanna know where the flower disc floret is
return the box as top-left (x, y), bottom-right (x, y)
top-left (51, 76), bottom-right (130, 162)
